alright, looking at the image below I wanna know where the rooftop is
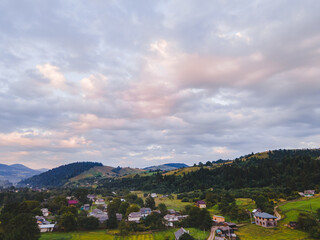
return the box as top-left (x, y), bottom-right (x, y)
top-left (254, 212), bottom-right (277, 219)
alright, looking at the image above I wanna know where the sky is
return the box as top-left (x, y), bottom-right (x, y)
top-left (0, 0), bottom-right (320, 169)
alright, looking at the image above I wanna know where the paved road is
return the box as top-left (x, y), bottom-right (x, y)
top-left (207, 226), bottom-right (219, 240)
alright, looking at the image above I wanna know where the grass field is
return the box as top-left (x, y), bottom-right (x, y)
top-left (133, 191), bottom-right (191, 211)
top-left (236, 223), bottom-right (311, 240)
top-left (279, 197), bottom-right (320, 223)
top-left (237, 197), bottom-right (320, 239)
top-left (235, 198), bottom-right (256, 211)
top-left (40, 228), bottom-right (209, 240)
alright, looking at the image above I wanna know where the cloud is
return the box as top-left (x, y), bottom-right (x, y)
top-left (0, 0), bottom-right (320, 168)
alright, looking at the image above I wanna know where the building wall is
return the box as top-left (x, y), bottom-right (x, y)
top-left (213, 216), bottom-right (225, 222)
top-left (254, 217), bottom-right (277, 227)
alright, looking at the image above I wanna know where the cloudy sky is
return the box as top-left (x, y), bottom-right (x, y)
top-left (0, 0), bottom-right (320, 169)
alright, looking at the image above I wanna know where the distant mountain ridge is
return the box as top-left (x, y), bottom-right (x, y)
top-left (0, 163), bottom-right (46, 184)
top-left (144, 163), bottom-right (189, 171)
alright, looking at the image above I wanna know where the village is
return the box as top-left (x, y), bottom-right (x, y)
top-left (33, 189), bottom-right (319, 240)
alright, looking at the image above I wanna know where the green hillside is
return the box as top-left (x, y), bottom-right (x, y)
top-left (70, 166), bottom-right (145, 182)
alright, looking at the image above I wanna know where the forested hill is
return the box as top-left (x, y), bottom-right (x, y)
top-left (19, 162), bottom-right (102, 187)
top-left (99, 149), bottom-right (320, 193)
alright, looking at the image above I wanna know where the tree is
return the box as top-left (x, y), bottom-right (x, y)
top-left (198, 208), bottom-right (212, 230)
top-left (119, 202), bottom-right (130, 215)
top-left (73, 188), bottom-right (88, 204)
top-left (125, 193), bottom-right (138, 203)
top-left (158, 203), bottom-right (168, 216)
top-left (144, 212), bottom-right (164, 230)
top-left (297, 213), bottom-right (317, 231)
top-left (106, 211), bottom-right (118, 229)
top-left (78, 216), bottom-right (99, 230)
top-left (119, 221), bottom-right (129, 236)
top-left (3, 213), bottom-right (40, 240)
top-left (135, 197), bottom-right (144, 207)
top-left (126, 204), bottom-right (140, 217)
top-left (60, 212), bottom-right (77, 231)
top-left (145, 196), bottom-right (155, 210)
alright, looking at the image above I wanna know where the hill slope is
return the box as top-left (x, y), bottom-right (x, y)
top-left (0, 163), bottom-right (46, 184)
top-left (19, 162), bottom-right (102, 187)
top-left (144, 163), bottom-right (188, 171)
top-left (99, 148), bottom-right (320, 193)
top-left (69, 166), bottom-right (144, 182)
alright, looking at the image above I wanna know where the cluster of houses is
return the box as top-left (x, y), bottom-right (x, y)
top-left (212, 215), bottom-right (238, 240)
top-left (36, 208), bottom-right (55, 232)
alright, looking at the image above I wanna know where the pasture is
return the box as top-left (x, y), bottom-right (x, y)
top-left (40, 228), bottom-right (209, 240)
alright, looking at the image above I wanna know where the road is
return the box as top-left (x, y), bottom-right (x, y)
top-left (207, 226), bottom-right (219, 240)
top-left (274, 206), bottom-right (282, 221)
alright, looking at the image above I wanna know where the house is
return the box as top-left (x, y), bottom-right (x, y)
top-left (87, 194), bottom-right (96, 201)
top-left (213, 215), bottom-right (225, 223)
top-left (116, 213), bottom-right (123, 221)
top-left (254, 212), bottom-right (277, 227)
top-left (153, 210), bottom-right (161, 214)
top-left (168, 209), bottom-right (177, 215)
top-left (81, 204), bottom-right (90, 211)
top-left (224, 222), bottom-right (237, 230)
top-left (128, 212), bottom-right (142, 223)
top-left (41, 208), bottom-right (49, 217)
top-left (252, 209), bottom-right (261, 214)
top-left (174, 227), bottom-right (190, 240)
top-left (195, 200), bottom-right (206, 208)
top-left (36, 216), bottom-right (50, 225)
top-left (89, 209), bottom-right (108, 223)
top-left (164, 214), bottom-right (179, 227)
top-left (151, 193), bottom-right (157, 198)
top-left (68, 200), bottom-right (78, 206)
top-left (304, 190), bottom-right (315, 197)
top-left (288, 221), bottom-right (298, 229)
top-left (216, 226), bottom-right (237, 240)
top-left (140, 208), bottom-right (152, 217)
top-left (39, 224), bottom-right (55, 233)
top-left (163, 214), bottom-right (187, 227)
top-left (95, 198), bottom-right (105, 205)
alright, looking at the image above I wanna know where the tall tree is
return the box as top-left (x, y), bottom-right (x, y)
top-left (145, 196), bottom-right (155, 210)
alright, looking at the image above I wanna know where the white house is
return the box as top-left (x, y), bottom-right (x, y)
top-left (41, 208), bottom-right (49, 217)
top-left (151, 193), bottom-right (157, 198)
top-left (128, 212), bottom-right (142, 223)
top-left (164, 214), bottom-right (179, 227)
top-left (39, 224), bottom-right (55, 233)
top-left (95, 198), bottom-right (105, 205)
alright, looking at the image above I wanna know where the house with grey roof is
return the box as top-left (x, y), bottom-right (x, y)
top-left (140, 207), bottom-right (152, 217)
top-left (89, 209), bottom-right (108, 223)
top-left (174, 227), bottom-right (189, 240)
top-left (128, 212), bottom-right (142, 223)
top-left (254, 212), bottom-right (277, 227)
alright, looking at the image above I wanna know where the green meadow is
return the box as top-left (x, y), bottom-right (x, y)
top-left (237, 197), bottom-right (320, 239)
top-left (40, 228), bottom-right (209, 240)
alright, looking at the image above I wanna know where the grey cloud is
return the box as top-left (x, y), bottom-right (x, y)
top-left (0, 0), bottom-right (319, 168)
